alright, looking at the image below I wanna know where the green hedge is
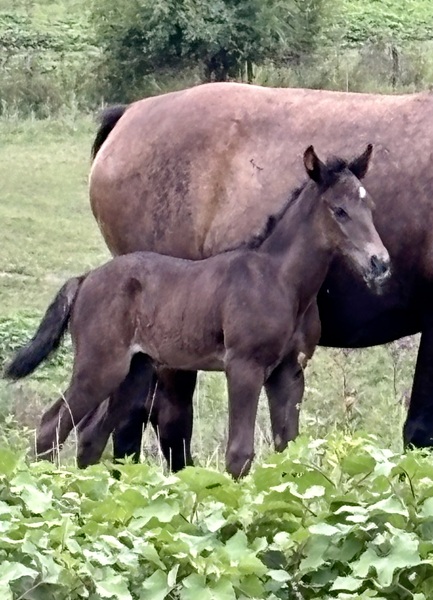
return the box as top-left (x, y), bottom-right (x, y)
top-left (1, 434), bottom-right (433, 599)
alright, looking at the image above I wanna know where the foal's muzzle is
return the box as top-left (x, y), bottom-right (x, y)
top-left (366, 253), bottom-right (391, 288)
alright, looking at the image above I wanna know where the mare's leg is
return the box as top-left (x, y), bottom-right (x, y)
top-left (225, 358), bottom-right (265, 479)
top-left (36, 351), bottom-right (131, 460)
top-left (404, 317), bottom-right (433, 447)
top-left (76, 353), bottom-right (155, 468)
top-left (149, 369), bottom-right (197, 472)
top-left (265, 302), bottom-right (321, 451)
top-left (112, 399), bottom-right (149, 465)
top-left (111, 364), bottom-right (157, 464)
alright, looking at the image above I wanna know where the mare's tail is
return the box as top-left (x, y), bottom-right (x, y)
top-left (3, 275), bottom-right (86, 380)
top-left (91, 105), bottom-right (128, 160)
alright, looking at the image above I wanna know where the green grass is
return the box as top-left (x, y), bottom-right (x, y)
top-left (0, 115), bottom-right (108, 316)
top-left (0, 114), bottom-right (109, 458)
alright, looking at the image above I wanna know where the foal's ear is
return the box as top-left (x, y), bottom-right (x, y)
top-left (303, 145), bottom-right (326, 184)
top-left (348, 144), bottom-right (373, 180)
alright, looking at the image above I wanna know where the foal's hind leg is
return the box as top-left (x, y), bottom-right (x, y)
top-left (36, 351), bottom-right (131, 460)
top-left (76, 353), bottom-right (155, 468)
top-left (225, 358), bottom-right (265, 479)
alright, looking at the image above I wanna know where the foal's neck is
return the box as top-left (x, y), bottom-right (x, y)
top-left (259, 181), bottom-right (333, 297)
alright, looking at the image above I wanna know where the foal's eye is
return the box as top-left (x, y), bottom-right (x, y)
top-left (332, 206), bottom-right (349, 220)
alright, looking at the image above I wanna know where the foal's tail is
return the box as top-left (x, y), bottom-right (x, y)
top-left (3, 275), bottom-right (86, 380)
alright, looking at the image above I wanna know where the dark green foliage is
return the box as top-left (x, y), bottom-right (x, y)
top-left (90, 0), bottom-right (330, 101)
top-left (335, 0), bottom-right (433, 46)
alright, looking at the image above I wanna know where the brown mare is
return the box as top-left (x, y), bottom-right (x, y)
top-left (83, 83), bottom-right (433, 469)
top-left (5, 146), bottom-right (390, 478)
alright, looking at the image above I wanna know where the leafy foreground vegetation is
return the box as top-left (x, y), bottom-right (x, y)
top-left (1, 434), bottom-right (433, 599)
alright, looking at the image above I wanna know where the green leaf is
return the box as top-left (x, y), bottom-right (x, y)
top-left (340, 452), bottom-right (375, 476)
top-left (178, 467), bottom-right (232, 492)
top-left (330, 575), bottom-right (363, 591)
top-left (203, 510), bottom-right (227, 532)
top-left (299, 536), bottom-right (329, 571)
top-left (369, 496), bottom-right (408, 517)
top-left (35, 553), bottom-right (64, 584)
top-left (421, 497), bottom-right (433, 518)
top-left (140, 570), bottom-right (171, 600)
top-left (11, 471), bottom-right (53, 514)
top-left (138, 544), bottom-right (167, 570)
top-left (95, 573), bottom-right (132, 600)
top-left (180, 573), bottom-right (212, 600)
top-left (225, 531), bottom-right (249, 560)
top-left (267, 569), bottom-right (291, 583)
top-left (135, 500), bottom-right (180, 525)
top-left (167, 565), bottom-right (179, 588)
top-left (352, 530), bottom-right (422, 587)
top-left (0, 561), bottom-right (38, 584)
top-left (210, 578), bottom-right (236, 599)
top-left (0, 448), bottom-right (20, 477)
top-left (0, 584), bottom-right (12, 600)
top-left (309, 523), bottom-right (344, 536)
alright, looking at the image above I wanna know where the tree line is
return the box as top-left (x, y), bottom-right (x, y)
top-left (2, 0), bottom-right (433, 115)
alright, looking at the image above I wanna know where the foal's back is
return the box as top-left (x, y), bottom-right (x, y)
top-left (71, 249), bottom-right (282, 371)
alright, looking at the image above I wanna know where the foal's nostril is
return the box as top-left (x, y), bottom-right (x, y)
top-left (370, 254), bottom-right (389, 277)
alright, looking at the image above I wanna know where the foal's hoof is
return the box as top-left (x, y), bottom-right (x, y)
top-left (76, 440), bottom-right (105, 469)
top-left (226, 451), bottom-right (254, 480)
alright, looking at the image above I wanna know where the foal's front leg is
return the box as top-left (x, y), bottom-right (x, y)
top-left (265, 302), bottom-right (320, 452)
top-left (264, 353), bottom-right (305, 452)
top-left (225, 358), bottom-right (265, 479)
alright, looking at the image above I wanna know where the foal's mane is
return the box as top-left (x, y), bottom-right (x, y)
top-left (240, 155), bottom-right (351, 251)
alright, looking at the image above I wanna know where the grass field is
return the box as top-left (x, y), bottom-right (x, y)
top-left (0, 114), bottom-right (420, 467)
top-left (0, 115), bottom-right (108, 316)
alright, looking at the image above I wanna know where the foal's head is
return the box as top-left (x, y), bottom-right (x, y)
top-left (304, 144), bottom-right (391, 288)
